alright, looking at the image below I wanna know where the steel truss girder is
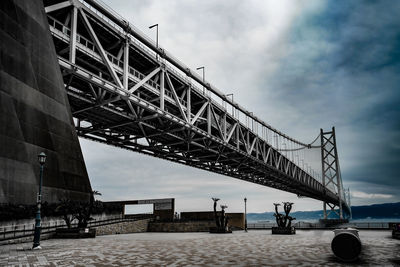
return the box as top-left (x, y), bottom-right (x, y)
top-left (61, 58), bottom-right (337, 204)
top-left (45, 1), bottom-right (71, 13)
top-left (79, 8), bottom-right (123, 88)
top-left (46, 1), bottom-right (343, 207)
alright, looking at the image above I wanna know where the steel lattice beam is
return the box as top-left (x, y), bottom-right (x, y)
top-left (44, 0), bottom-right (349, 210)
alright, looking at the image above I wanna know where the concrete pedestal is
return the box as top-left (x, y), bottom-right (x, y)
top-left (271, 227), bottom-right (296, 235)
top-left (209, 227), bottom-right (232, 234)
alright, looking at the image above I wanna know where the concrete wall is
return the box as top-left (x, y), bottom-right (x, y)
top-left (106, 198), bottom-right (175, 221)
top-left (228, 213), bottom-right (245, 229)
top-left (181, 212), bottom-right (245, 229)
top-left (0, 0), bottom-right (92, 204)
top-left (153, 203), bottom-right (174, 221)
top-left (0, 219), bottom-right (150, 245)
top-left (148, 221), bottom-right (215, 232)
top-left (96, 219), bottom-right (150, 236)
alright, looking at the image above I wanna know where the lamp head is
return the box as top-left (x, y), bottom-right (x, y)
top-left (149, 23), bottom-right (158, 29)
top-left (38, 152), bottom-right (47, 165)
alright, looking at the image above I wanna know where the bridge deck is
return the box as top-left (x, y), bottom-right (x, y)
top-left (44, 0), bottom-right (346, 209)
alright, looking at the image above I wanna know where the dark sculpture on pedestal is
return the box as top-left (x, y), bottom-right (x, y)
top-left (392, 223), bottom-right (400, 239)
top-left (272, 202), bottom-right (296, 234)
top-left (209, 198), bottom-right (232, 233)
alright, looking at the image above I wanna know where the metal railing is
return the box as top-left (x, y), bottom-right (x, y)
top-left (48, 15), bottom-right (186, 107)
top-left (77, 0), bottom-right (318, 150)
top-left (0, 214), bottom-right (152, 242)
top-left (247, 221), bottom-right (391, 230)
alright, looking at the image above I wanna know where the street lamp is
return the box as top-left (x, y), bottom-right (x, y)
top-left (274, 134), bottom-right (278, 149)
top-left (149, 23), bottom-right (158, 60)
top-left (33, 152), bottom-right (46, 249)
top-left (225, 93), bottom-right (234, 117)
top-left (249, 112), bottom-right (254, 131)
top-left (244, 197), bottom-right (248, 232)
top-left (282, 143), bottom-right (287, 157)
top-left (196, 66), bottom-right (205, 95)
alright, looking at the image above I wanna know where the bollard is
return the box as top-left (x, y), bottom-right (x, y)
top-left (331, 228), bottom-right (362, 262)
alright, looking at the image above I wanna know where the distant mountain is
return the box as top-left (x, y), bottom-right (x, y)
top-left (247, 202), bottom-right (400, 222)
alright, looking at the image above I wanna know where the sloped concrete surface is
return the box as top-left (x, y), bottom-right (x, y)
top-left (0, 0), bottom-right (92, 204)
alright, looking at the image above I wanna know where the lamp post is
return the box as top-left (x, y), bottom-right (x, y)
top-left (225, 93), bottom-right (234, 117)
top-left (244, 197), bottom-right (247, 232)
top-left (196, 66), bottom-right (205, 95)
top-left (274, 134), bottom-right (278, 149)
top-left (282, 143), bottom-right (287, 157)
top-left (149, 23), bottom-right (158, 60)
top-left (32, 152), bottom-right (46, 249)
top-left (249, 112), bottom-right (254, 131)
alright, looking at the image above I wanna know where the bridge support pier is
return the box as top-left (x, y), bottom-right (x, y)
top-left (0, 0), bottom-right (92, 205)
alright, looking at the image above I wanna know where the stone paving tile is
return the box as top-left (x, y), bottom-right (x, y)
top-left (0, 230), bottom-right (399, 266)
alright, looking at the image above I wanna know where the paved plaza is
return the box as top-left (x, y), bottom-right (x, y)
top-left (0, 230), bottom-right (399, 266)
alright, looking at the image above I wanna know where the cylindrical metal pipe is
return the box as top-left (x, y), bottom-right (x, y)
top-left (331, 228), bottom-right (362, 262)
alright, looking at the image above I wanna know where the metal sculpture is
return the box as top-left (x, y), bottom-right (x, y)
top-left (272, 202), bottom-right (296, 234)
top-left (220, 205), bottom-right (229, 231)
top-left (210, 198), bottom-right (232, 233)
top-left (212, 197), bottom-right (221, 229)
top-left (392, 223), bottom-right (400, 239)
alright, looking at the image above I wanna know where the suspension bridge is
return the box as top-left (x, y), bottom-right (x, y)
top-left (44, 0), bottom-right (351, 219)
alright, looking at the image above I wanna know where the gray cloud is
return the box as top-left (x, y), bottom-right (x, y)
top-left (264, 0), bottom-right (400, 189)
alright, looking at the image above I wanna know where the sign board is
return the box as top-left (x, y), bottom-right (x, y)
top-left (154, 202), bottom-right (172, 210)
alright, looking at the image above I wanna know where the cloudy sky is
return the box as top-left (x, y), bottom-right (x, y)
top-left (80, 0), bottom-right (400, 213)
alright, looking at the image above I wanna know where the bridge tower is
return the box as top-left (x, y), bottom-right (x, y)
top-left (344, 187), bottom-right (352, 219)
top-left (320, 127), bottom-right (346, 219)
